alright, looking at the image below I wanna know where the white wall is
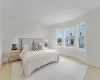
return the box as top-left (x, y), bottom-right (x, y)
top-left (2, 2), bottom-right (48, 62)
top-left (2, 0), bottom-right (100, 68)
top-left (47, 8), bottom-right (100, 67)
top-left (86, 8), bottom-right (100, 67)
top-left (0, 0), bottom-right (2, 68)
top-left (47, 15), bottom-right (88, 63)
top-left (0, 24), bottom-right (2, 68)
top-left (2, 23), bottom-right (47, 62)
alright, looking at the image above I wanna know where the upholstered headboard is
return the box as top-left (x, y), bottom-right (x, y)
top-left (19, 38), bottom-right (44, 51)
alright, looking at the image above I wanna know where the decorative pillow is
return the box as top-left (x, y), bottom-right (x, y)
top-left (38, 44), bottom-right (43, 50)
top-left (32, 44), bottom-right (39, 51)
top-left (23, 44), bottom-right (30, 50)
top-left (32, 40), bottom-right (43, 51)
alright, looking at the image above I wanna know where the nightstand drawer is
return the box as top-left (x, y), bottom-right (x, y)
top-left (8, 50), bottom-right (20, 61)
top-left (8, 55), bottom-right (20, 58)
top-left (9, 53), bottom-right (19, 56)
top-left (8, 56), bottom-right (20, 61)
top-left (9, 50), bottom-right (20, 53)
top-left (9, 57), bottom-right (20, 61)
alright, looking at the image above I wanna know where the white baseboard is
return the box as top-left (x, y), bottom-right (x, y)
top-left (0, 62), bottom-right (2, 68)
top-left (2, 58), bottom-right (8, 63)
top-left (3, 59), bottom-right (8, 63)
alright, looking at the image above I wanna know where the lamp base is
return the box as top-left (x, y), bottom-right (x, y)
top-left (11, 44), bottom-right (18, 50)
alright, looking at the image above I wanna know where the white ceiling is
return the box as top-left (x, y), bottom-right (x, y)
top-left (3, 0), bottom-right (100, 26)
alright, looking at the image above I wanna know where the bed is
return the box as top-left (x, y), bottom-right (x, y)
top-left (19, 38), bottom-right (59, 77)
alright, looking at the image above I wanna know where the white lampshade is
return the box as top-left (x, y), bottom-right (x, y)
top-left (12, 38), bottom-right (18, 44)
top-left (45, 40), bottom-right (48, 43)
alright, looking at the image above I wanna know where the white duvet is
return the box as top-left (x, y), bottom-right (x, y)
top-left (20, 49), bottom-right (59, 77)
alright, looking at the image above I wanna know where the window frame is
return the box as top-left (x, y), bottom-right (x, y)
top-left (56, 28), bottom-right (64, 47)
top-left (64, 26), bottom-right (76, 47)
top-left (78, 23), bottom-right (86, 50)
top-left (55, 23), bottom-right (86, 50)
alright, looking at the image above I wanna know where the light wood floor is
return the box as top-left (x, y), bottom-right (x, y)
top-left (0, 56), bottom-right (100, 80)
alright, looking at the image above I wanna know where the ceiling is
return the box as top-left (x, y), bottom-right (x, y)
top-left (3, 0), bottom-right (100, 26)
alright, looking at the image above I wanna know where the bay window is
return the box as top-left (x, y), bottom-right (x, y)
top-left (56, 23), bottom-right (85, 49)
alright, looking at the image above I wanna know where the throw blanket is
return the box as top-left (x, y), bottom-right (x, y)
top-left (20, 49), bottom-right (59, 77)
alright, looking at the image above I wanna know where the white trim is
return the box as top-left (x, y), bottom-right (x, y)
top-left (0, 63), bottom-right (2, 68)
top-left (56, 22), bottom-right (86, 51)
top-left (0, 60), bottom-right (2, 68)
top-left (63, 46), bottom-right (77, 49)
top-left (56, 28), bottom-right (64, 46)
top-left (64, 26), bottom-right (76, 47)
top-left (78, 23), bottom-right (86, 50)
top-left (78, 48), bottom-right (86, 51)
top-left (0, 54), bottom-right (2, 68)
top-left (56, 46), bottom-right (63, 48)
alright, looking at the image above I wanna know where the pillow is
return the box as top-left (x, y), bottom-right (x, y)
top-left (32, 44), bottom-right (39, 51)
top-left (28, 41), bottom-right (32, 50)
top-left (32, 41), bottom-right (43, 51)
top-left (38, 44), bottom-right (43, 50)
top-left (23, 44), bottom-right (30, 50)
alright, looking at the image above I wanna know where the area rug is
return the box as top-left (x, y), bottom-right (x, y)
top-left (11, 58), bottom-right (88, 80)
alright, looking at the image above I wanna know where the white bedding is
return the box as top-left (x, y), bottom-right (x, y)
top-left (20, 49), bottom-right (59, 77)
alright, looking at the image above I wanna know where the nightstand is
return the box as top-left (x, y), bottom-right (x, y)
top-left (8, 50), bottom-right (20, 62)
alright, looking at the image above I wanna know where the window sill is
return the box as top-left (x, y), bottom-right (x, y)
top-left (56, 46), bottom-right (63, 48)
top-left (63, 46), bottom-right (76, 48)
top-left (78, 48), bottom-right (85, 51)
top-left (56, 45), bottom-right (76, 49)
top-left (56, 45), bottom-right (86, 51)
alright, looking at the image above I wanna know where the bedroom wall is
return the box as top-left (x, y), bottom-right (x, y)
top-left (2, 0), bottom-right (48, 62)
top-left (0, 0), bottom-right (2, 68)
top-left (0, 22), bottom-right (2, 68)
top-left (47, 14), bottom-right (88, 63)
top-left (2, 23), bottom-right (47, 62)
top-left (86, 8), bottom-right (100, 67)
top-left (47, 8), bottom-right (100, 67)
top-left (2, 0), bottom-right (100, 68)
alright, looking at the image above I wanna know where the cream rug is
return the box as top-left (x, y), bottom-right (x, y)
top-left (11, 58), bottom-right (88, 80)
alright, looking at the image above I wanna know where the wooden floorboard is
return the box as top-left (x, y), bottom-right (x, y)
top-left (0, 56), bottom-right (100, 80)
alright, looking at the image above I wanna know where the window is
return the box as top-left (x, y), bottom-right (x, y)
top-left (56, 29), bottom-right (63, 46)
top-left (56, 23), bottom-right (85, 49)
top-left (64, 27), bottom-right (76, 47)
top-left (79, 24), bottom-right (85, 48)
